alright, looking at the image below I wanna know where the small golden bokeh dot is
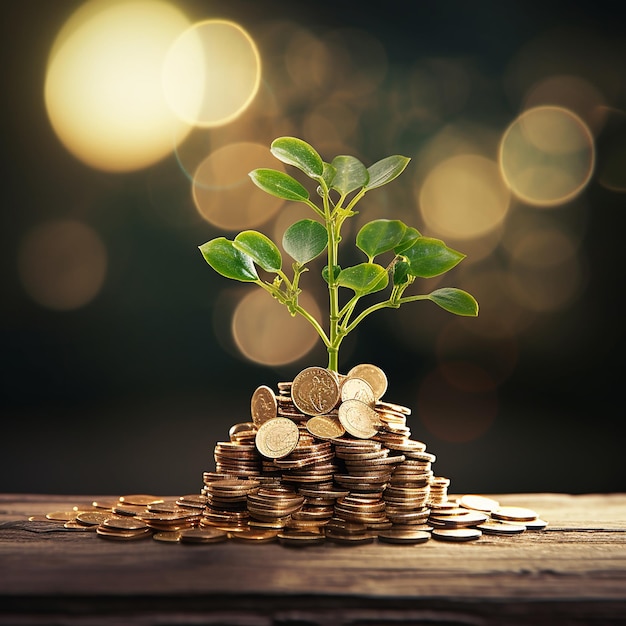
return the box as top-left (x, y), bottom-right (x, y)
top-left (18, 220), bottom-right (107, 311)
top-left (192, 142), bottom-right (285, 230)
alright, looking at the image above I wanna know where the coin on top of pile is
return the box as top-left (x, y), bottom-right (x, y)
top-left (291, 366), bottom-right (340, 416)
top-left (250, 385), bottom-right (278, 426)
top-left (346, 364), bottom-right (388, 401)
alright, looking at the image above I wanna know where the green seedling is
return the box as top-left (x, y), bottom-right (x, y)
top-left (199, 136), bottom-right (478, 372)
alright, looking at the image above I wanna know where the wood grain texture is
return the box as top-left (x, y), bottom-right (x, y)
top-left (1, 492), bottom-right (625, 625)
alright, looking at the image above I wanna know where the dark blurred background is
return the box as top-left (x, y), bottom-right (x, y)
top-left (1, 0), bottom-right (624, 496)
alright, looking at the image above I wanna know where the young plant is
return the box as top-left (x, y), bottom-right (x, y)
top-left (199, 137), bottom-right (478, 373)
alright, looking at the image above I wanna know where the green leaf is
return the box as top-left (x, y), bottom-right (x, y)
top-left (233, 231), bottom-right (282, 272)
top-left (322, 162), bottom-right (337, 188)
top-left (270, 136), bottom-right (324, 178)
top-left (428, 288), bottom-right (479, 316)
top-left (394, 226), bottom-right (422, 254)
top-left (392, 260), bottom-right (410, 286)
top-left (402, 237), bottom-right (465, 278)
top-left (365, 155), bottom-right (410, 190)
top-left (283, 219), bottom-right (328, 264)
top-left (331, 155), bottom-right (369, 195)
top-left (322, 264), bottom-right (341, 284)
top-left (249, 168), bottom-right (310, 202)
top-left (317, 162), bottom-right (337, 197)
top-left (199, 238), bottom-right (258, 282)
top-left (337, 263), bottom-right (388, 295)
top-left (356, 219), bottom-right (407, 259)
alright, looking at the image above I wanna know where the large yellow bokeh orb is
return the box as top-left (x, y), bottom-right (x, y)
top-left (162, 19), bottom-right (261, 128)
top-left (44, 0), bottom-right (193, 172)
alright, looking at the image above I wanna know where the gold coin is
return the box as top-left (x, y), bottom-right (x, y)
top-left (338, 399), bottom-right (379, 439)
top-left (231, 529), bottom-right (279, 543)
top-left (278, 531), bottom-right (325, 546)
top-left (477, 521), bottom-right (526, 535)
top-left (306, 415), bottom-right (345, 439)
top-left (250, 385), bottom-right (278, 426)
top-left (75, 511), bottom-right (114, 526)
top-left (45, 511), bottom-right (79, 521)
top-left (492, 506), bottom-right (538, 522)
top-left (432, 528), bottom-right (482, 542)
top-left (255, 417), bottom-right (300, 459)
top-left (459, 494), bottom-right (500, 513)
top-left (119, 494), bottom-right (164, 506)
top-left (63, 520), bottom-right (94, 530)
top-left (324, 529), bottom-right (374, 545)
top-left (340, 377), bottom-right (375, 405)
top-left (153, 531), bottom-right (182, 543)
top-left (179, 528), bottom-right (229, 544)
top-left (377, 529), bottom-right (431, 544)
top-left (96, 526), bottom-right (153, 541)
top-left (291, 367), bottom-right (340, 416)
top-left (430, 511), bottom-right (489, 528)
top-left (346, 364), bottom-right (388, 400)
top-left (102, 517), bottom-right (148, 531)
top-left (525, 518), bottom-right (548, 530)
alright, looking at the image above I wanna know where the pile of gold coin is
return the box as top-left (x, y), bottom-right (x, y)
top-left (195, 363), bottom-right (548, 545)
top-left (37, 364), bottom-right (547, 546)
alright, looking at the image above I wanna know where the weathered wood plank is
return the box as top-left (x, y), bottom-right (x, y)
top-left (1, 493), bottom-right (625, 625)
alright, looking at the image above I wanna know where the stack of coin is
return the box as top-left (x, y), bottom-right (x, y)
top-left (275, 440), bottom-right (339, 486)
top-left (228, 422), bottom-right (257, 444)
top-left (246, 485), bottom-right (305, 530)
top-left (428, 476), bottom-right (452, 507)
top-left (95, 516), bottom-right (153, 541)
top-left (333, 493), bottom-right (391, 531)
top-left (138, 509), bottom-right (202, 533)
top-left (201, 478), bottom-right (258, 533)
top-left (213, 441), bottom-right (262, 477)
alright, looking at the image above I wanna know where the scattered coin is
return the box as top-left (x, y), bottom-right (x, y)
top-left (96, 526), bottom-right (153, 541)
top-left (459, 494), bottom-right (500, 513)
top-left (477, 521), bottom-right (526, 535)
top-left (152, 531), bottom-right (182, 543)
top-left (377, 529), bottom-right (431, 544)
top-left (492, 506), bottom-right (539, 522)
top-left (524, 518), bottom-right (549, 530)
top-left (432, 528), bottom-right (482, 542)
top-left (75, 511), bottom-right (113, 526)
top-left (119, 494), bottom-right (164, 506)
top-left (46, 511), bottom-right (79, 521)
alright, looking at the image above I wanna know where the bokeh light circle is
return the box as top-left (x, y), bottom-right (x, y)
top-left (162, 19), bottom-right (261, 127)
top-left (231, 290), bottom-right (321, 366)
top-left (44, 0), bottom-right (193, 172)
top-left (416, 364), bottom-right (498, 444)
top-left (192, 142), bottom-right (286, 230)
top-left (418, 154), bottom-right (511, 240)
top-left (18, 220), bottom-right (107, 311)
top-left (499, 106), bottom-right (595, 207)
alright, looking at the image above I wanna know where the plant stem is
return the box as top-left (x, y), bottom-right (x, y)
top-left (324, 193), bottom-right (340, 372)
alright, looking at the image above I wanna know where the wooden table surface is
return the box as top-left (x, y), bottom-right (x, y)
top-left (1, 492), bottom-right (625, 625)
